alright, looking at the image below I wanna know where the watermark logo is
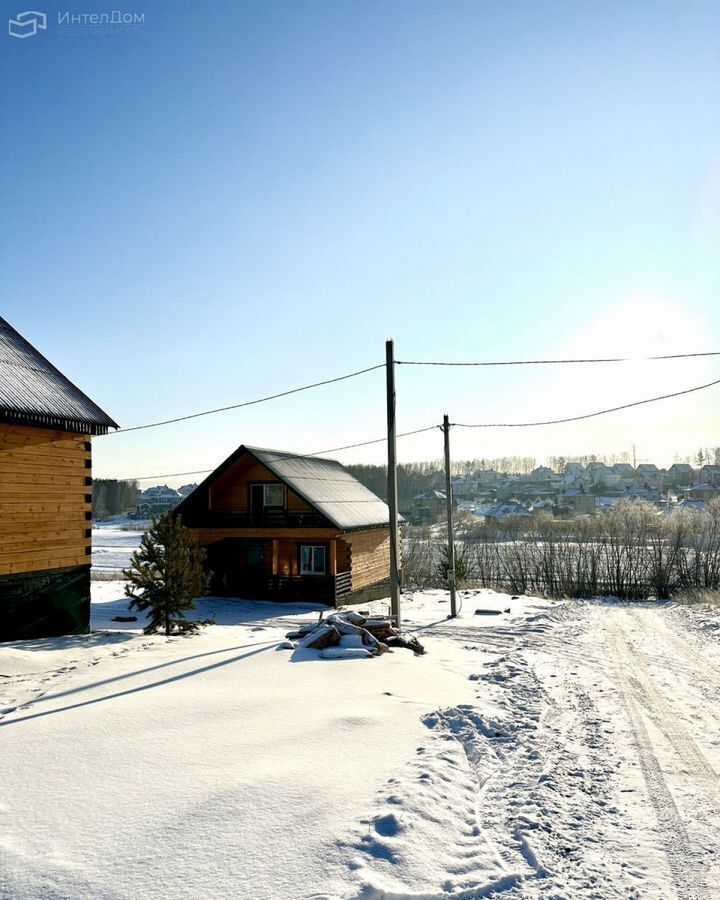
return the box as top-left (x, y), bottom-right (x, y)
top-left (8, 10), bottom-right (47, 39)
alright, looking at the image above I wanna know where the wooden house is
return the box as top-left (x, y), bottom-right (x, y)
top-left (0, 317), bottom-right (117, 640)
top-left (410, 489), bottom-right (447, 524)
top-left (174, 445), bottom-right (395, 606)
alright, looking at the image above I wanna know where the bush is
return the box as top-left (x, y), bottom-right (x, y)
top-left (403, 499), bottom-right (720, 600)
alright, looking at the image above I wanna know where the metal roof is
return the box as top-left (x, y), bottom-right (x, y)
top-left (247, 446), bottom-right (391, 531)
top-left (0, 317), bottom-right (118, 435)
top-left (176, 444), bottom-right (393, 531)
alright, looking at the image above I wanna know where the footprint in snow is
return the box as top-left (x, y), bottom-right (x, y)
top-left (373, 813), bottom-right (403, 837)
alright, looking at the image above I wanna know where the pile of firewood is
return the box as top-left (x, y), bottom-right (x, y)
top-left (283, 610), bottom-right (425, 659)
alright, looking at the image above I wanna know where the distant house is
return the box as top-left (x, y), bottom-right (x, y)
top-left (0, 317), bottom-right (117, 640)
top-left (595, 494), bottom-right (624, 509)
top-left (677, 499), bottom-right (707, 512)
top-left (531, 466), bottom-right (555, 481)
top-left (475, 469), bottom-right (500, 485)
top-left (612, 463), bottom-right (635, 477)
top-left (411, 490), bottom-right (447, 524)
top-left (586, 462), bottom-right (618, 488)
top-left (475, 501), bottom-right (531, 520)
top-left (178, 483), bottom-right (198, 497)
top-left (682, 483), bottom-right (720, 503)
top-left (558, 489), bottom-right (596, 515)
top-left (626, 484), bottom-right (661, 502)
top-left (135, 484), bottom-right (181, 518)
top-left (530, 499), bottom-right (555, 512)
top-left (698, 465), bottom-right (720, 486)
top-left (451, 476), bottom-right (480, 500)
top-left (561, 472), bottom-right (592, 491)
top-left (174, 445), bottom-right (394, 606)
top-left (634, 463), bottom-right (664, 491)
top-left (667, 463), bottom-right (696, 487)
top-left (564, 462), bottom-right (588, 476)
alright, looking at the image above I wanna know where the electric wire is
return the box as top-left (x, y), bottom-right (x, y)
top-left (106, 363), bottom-right (385, 434)
top-left (104, 349), bottom-right (719, 436)
top-left (451, 376), bottom-right (720, 428)
top-left (106, 376), bottom-right (719, 481)
top-left (109, 425), bottom-right (439, 481)
top-left (397, 350), bottom-right (720, 367)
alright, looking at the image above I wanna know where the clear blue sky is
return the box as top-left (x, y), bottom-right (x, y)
top-left (2, 0), bottom-right (719, 482)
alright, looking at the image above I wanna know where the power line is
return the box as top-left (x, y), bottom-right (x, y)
top-left (102, 349), bottom-right (719, 436)
top-left (105, 363), bottom-right (385, 434)
top-left (452, 376), bottom-right (720, 429)
top-left (397, 350), bottom-right (720, 367)
top-left (105, 425), bottom-right (439, 481)
top-left (102, 374), bottom-right (719, 481)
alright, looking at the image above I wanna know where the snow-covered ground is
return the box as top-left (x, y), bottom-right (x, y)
top-left (2, 586), bottom-right (720, 899)
top-left (91, 521), bottom-right (147, 573)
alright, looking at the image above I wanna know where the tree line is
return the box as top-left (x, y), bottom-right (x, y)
top-left (93, 479), bottom-right (139, 519)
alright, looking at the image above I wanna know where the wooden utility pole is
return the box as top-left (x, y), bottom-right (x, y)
top-left (386, 340), bottom-right (401, 627)
top-left (443, 414), bottom-right (458, 618)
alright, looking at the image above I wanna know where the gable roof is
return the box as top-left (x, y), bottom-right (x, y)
top-left (413, 490), bottom-right (446, 501)
top-left (177, 444), bottom-right (393, 532)
top-left (0, 317), bottom-right (118, 435)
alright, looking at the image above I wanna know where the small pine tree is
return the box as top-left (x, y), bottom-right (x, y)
top-left (436, 542), bottom-right (469, 586)
top-left (124, 515), bottom-right (211, 636)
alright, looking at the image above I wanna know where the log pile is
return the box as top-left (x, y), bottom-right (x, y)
top-left (284, 610), bottom-right (425, 659)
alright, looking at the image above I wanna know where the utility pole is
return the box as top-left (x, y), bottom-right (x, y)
top-left (442, 414), bottom-right (458, 618)
top-left (386, 339), bottom-right (401, 627)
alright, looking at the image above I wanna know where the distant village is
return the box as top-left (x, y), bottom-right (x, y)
top-left (132, 483), bottom-right (198, 518)
top-left (122, 459), bottom-right (720, 528)
top-left (410, 460), bottom-right (720, 524)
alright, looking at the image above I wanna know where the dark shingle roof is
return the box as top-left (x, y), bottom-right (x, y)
top-left (0, 317), bottom-right (118, 435)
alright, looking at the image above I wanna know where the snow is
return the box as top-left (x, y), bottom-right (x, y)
top-left (91, 522), bottom-right (146, 572)
top-left (1, 585), bottom-right (720, 899)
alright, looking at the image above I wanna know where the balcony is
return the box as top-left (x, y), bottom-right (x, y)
top-left (191, 508), bottom-right (329, 529)
top-left (265, 570), bottom-right (352, 604)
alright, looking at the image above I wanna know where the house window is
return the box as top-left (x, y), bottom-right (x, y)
top-left (300, 545), bottom-right (326, 575)
top-left (250, 483), bottom-right (285, 513)
top-left (263, 484), bottom-right (284, 508)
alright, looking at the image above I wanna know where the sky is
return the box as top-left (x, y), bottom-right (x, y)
top-left (2, 0), bottom-right (719, 484)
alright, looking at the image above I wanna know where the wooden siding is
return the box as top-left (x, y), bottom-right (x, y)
top-left (188, 525), bottom-right (390, 591)
top-left (346, 528), bottom-right (392, 590)
top-left (209, 456), bottom-right (312, 513)
top-left (191, 526), bottom-right (340, 545)
top-left (0, 423), bottom-right (91, 577)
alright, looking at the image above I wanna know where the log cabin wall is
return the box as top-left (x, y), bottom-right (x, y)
top-left (0, 423), bottom-right (92, 639)
top-left (346, 528), bottom-right (393, 591)
top-left (208, 457), bottom-right (313, 513)
top-left (0, 424), bottom-right (92, 574)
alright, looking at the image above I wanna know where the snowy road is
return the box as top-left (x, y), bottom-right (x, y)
top-left (1, 589), bottom-right (719, 899)
top-left (328, 599), bottom-right (720, 899)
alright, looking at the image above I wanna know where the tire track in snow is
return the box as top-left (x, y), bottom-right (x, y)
top-left (630, 607), bottom-right (720, 699)
top-left (613, 610), bottom-right (720, 785)
top-left (608, 623), bottom-right (710, 900)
